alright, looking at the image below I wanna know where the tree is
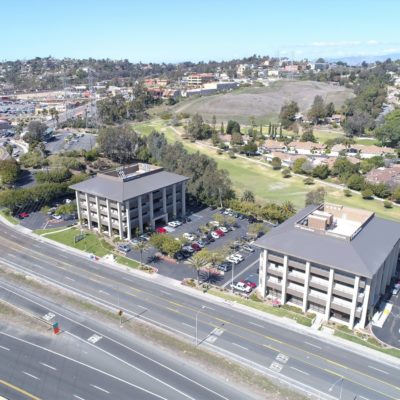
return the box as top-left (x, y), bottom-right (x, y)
top-left (133, 240), bottom-right (150, 266)
top-left (271, 157), bottom-right (282, 170)
top-left (188, 251), bottom-right (209, 285)
top-left (279, 101), bottom-right (299, 129)
top-left (343, 189), bottom-right (352, 197)
top-left (325, 102), bottom-right (335, 118)
top-left (24, 121), bottom-right (47, 144)
top-left (392, 187), bottom-right (400, 203)
top-left (231, 131), bottom-right (243, 145)
top-left (226, 120), bottom-right (241, 134)
top-left (374, 109), bottom-right (400, 147)
top-left (282, 168), bottom-right (291, 178)
top-left (241, 190), bottom-right (255, 203)
top-left (5, 144), bottom-right (13, 156)
top-left (312, 164), bottom-right (329, 180)
top-left (307, 95), bottom-right (326, 123)
top-left (305, 187), bottom-right (326, 206)
top-left (187, 113), bottom-right (211, 140)
top-left (301, 125), bottom-right (316, 142)
top-left (211, 115), bottom-right (217, 134)
top-left (344, 111), bottom-right (375, 136)
top-left (331, 158), bottom-right (359, 181)
top-left (303, 177), bottom-right (314, 185)
top-left (0, 159), bottom-right (20, 185)
top-left (220, 122), bottom-right (225, 134)
top-left (361, 188), bottom-right (374, 199)
top-left (383, 200), bottom-right (393, 208)
top-left (346, 174), bottom-right (366, 191)
top-left (292, 157), bottom-right (308, 174)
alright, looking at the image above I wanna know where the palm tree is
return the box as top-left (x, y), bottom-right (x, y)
top-left (133, 241), bottom-right (149, 266)
top-left (188, 251), bottom-right (209, 285)
top-left (281, 201), bottom-right (296, 216)
top-left (241, 190), bottom-right (255, 203)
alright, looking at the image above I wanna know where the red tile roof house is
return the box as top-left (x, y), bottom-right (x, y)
top-left (365, 165), bottom-right (400, 189)
top-left (265, 152), bottom-right (305, 167)
top-left (352, 145), bottom-right (396, 159)
top-left (288, 141), bottom-right (326, 155)
top-left (261, 139), bottom-right (287, 153)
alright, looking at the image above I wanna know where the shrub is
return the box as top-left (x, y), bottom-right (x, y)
top-left (228, 150), bottom-right (236, 159)
top-left (361, 188), bottom-right (374, 199)
top-left (343, 189), bottom-right (352, 197)
top-left (282, 168), bottom-right (291, 178)
top-left (303, 177), bottom-right (314, 185)
top-left (383, 200), bottom-right (393, 208)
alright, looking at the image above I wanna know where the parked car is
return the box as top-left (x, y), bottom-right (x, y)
top-left (206, 234), bottom-right (215, 242)
top-left (215, 229), bottom-right (225, 237)
top-left (219, 226), bottom-right (228, 233)
top-left (168, 220), bottom-right (181, 228)
top-left (242, 244), bottom-right (255, 253)
top-left (393, 283), bottom-right (400, 295)
top-left (156, 227), bottom-right (167, 234)
top-left (117, 244), bottom-right (131, 253)
top-left (174, 252), bottom-right (185, 261)
top-left (182, 245), bottom-right (194, 253)
top-left (232, 253), bottom-right (244, 262)
top-left (217, 262), bottom-right (232, 272)
top-left (209, 220), bottom-right (220, 227)
top-left (242, 274), bottom-right (258, 288)
top-left (139, 234), bottom-right (151, 241)
top-left (183, 232), bottom-right (196, 241)
top-left (194, 240), bottom-right (206, 248)
top-left (211, 231), bottom-right (220, 239)
top-left (230, 281), bottom-right (252, 293)
top-left (18, 212), bottom-right (29, 219)
top-left (191, 242), bottom-right (201, 251)
top-left (226, 255), bottom-right (240, 264)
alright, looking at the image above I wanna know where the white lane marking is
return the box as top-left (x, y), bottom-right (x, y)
top-left (231, 342), bottom-right (248, 350)
top-left (32, 264), bottom-right (43, 269)
top-left (65, 276), bottom-right (75, 281)
top-left (23, 371), bottom-right (40, 380)
top-left (42, 312), bottom-right (56, 321)
top-left (290, 366), bottom-right (309, 376)
top-left (203, 306), bottom-right (215, 311)
top-left (1, 332), bottom-right (167, 400)
top-left (182, 322), bottom-right (194, 328)
top-left (160, 290), bottom-right (171, 296)
top-left (305, 341), bottom-right (321, 349)
top-left (368, 365), bottom-right (389, 375)
top-left (90, 384), bottom-right (110, 394)
top-left (87, 334), bottom-right (102, 344)
top-left (359, 396), bottom-right (370, 400)
top-left (0, 345), bottom-right (10, 351)
top-left (39, 362), bottom-right (57, 371)
top-left (98, 290), bottom-right (110, 296)
top-left (73, 395), bottom-right (86, 400)
top-left (249, 321), bottom-right (264, 328)
top-left (222, 258), bottom-right (259, 288)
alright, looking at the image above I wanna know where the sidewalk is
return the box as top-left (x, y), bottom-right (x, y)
top-left (2, 214), bottom-right (400, 368)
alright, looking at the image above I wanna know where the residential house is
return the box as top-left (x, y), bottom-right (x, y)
top-left (288, 141), bottom-right (326, 156)
top-left (353, 145), bottom-right (396, 159)
top-left (365, 165), bottom-right (400, 189)
top-left (261, 139), bottom-right (286, 153)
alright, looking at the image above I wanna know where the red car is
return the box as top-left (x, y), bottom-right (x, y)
top-left (156, 227), bottom-right (167, 234)
top-left (191, 242), bottom-right (201, 251)
top-left (215, 229), bottom-right (225, 237)
top-left (241, 279), bottom-right (257, 289)
top-left (18, 212), bottom-right (30, 219)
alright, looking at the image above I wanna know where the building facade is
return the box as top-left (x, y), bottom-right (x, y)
top-left (255, 203), bottom-right (400, 329)
top-left (70, 164), bottom-right (188, 240)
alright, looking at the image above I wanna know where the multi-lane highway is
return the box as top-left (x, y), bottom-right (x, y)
top-left (1, 221), bottom-right (400, 399)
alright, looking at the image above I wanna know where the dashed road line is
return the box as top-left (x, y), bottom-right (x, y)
top-left (305, 341), bottom-right (321, 349)
top-left (368, 365), bottom-right (389, 375)
top-left (39, 362), bottom-right (57, 371)
top-left (0, 345), bottom-right (10, 351)
top-left (23, 371), bottom-right (40, 380)
top-left (231, 342), bottom-right (248, 350)
top-left (290, 366), bottom-right (309, 376)
top-left (90, 384), bottom-right (110, 394)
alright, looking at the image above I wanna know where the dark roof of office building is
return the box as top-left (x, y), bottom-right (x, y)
top-left (254, 205), bottom-right (400, 278)
top-left (70, 170), bottom-right (188, 203)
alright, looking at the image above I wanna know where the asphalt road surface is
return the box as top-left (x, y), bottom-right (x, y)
top-left (0, 281), bottom-right (250, 400)
top-left (1, 221), bottom-right (400, 399)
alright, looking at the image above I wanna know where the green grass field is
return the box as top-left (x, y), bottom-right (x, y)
top-left (134, 121), bottom-right (400, 221)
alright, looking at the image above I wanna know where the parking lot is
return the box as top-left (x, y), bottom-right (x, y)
top-left (125, 206), bottom-right (265, 289)
top-left (45, 131), bottom-right (97, 154)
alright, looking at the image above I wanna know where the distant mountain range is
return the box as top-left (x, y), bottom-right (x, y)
top-left (326, 53), bottom-right (400, 65)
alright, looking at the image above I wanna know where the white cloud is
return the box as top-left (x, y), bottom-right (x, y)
top-left (366, 40), bottom-right (379, 45)
top-left (310, 40), bottom-right (361, 47)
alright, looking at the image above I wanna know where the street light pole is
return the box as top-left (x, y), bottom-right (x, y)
top-left (195, 305), bottom-right (206, 346)
top-left (231, 261), bottom-right (235, 293)
top-left (328, 377), bottom-right (344, 400)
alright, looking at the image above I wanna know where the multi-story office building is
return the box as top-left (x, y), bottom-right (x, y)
top-left (255, 203), bottom-right (400, 329)
top-left (70, 163), bottom-right (188, 240)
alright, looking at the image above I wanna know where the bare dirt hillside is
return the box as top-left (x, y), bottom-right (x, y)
top-left (172, 80), bottom-right (354, 124)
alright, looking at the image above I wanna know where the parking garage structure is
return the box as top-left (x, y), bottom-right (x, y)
top-left (254, 203), bottom-right (400, 329)
top-left (70, 163), bottom-right (188, 239)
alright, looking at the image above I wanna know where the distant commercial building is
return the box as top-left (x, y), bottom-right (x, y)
top-left (255, 203), bottom-right (400, 329)
top-left (186, 73), bottom-right (215, 87)
top-left (70, 164), bottom-right (188, 239)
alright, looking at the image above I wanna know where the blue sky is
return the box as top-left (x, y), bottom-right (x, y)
top-left (3, 0), bottom-right (400, 62)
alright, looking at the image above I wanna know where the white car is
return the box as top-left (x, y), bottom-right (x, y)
top-left (219, 226), bottom-right (228, 233)
top-left (226, 255), bottom-right (240, 264)
top-left (209, 220), bottom-right (220, 227)
top-left (211, 231), bottom-right (220, 239)
top-left (168, 221), bottom-right (179, 228)
top-left (230, 281), bottom-right (252, 293)
top-left (233, 253), bottom-right (244, 261)
top-left (183, 233), bottom-right (196, 241)
top-left (393, 283), bottom-right (400, 295)
top-left (242, 244), bottom-right (255, 253)
top-left (182, 245), bottom-right (194, 253)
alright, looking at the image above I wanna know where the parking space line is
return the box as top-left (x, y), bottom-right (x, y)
top-left (222, 259), bottom-right (259, 288)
